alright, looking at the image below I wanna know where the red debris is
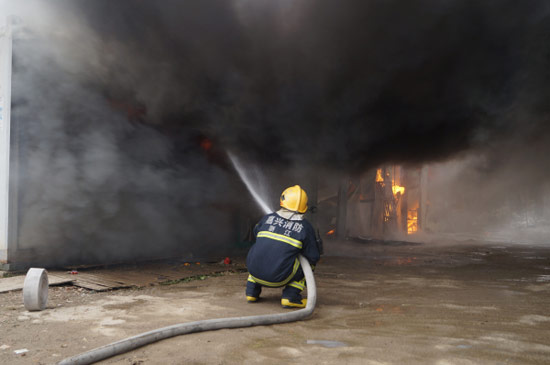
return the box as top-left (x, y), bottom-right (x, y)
top-left (224, 257), bottom-right (231, 265)
top-left (69, 270), bottom-right (78, 275)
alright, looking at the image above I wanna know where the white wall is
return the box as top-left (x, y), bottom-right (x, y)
top-left (0, 18), bottom-right (12, 261)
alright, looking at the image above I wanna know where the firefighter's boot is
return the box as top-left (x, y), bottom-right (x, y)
top-left (281, 297), bottom-right (307, 308)
top-left (246, 275), bottom-right (262, 303)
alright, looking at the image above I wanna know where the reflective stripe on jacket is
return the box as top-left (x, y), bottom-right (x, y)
top-left (246, 211), bottom-right (320, 285)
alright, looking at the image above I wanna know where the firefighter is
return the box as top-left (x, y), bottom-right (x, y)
top-left (246, 185), bottom-right (321, 308)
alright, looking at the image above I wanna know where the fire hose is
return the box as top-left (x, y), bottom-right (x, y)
top-left (58, 255), bottom-right (316, 365)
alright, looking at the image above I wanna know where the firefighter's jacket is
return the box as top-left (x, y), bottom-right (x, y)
top-left (246, 210), bottom-right (320, 287)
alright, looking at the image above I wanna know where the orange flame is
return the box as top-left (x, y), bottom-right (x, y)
top-left (326, 229), bottom-right (335, 236)
top-left (407, 209), bottom-right (418, 234)
top-left (392, 185), bottom-right (405, 196)
top-left (200, 138), bottom-right (213, 151)
top-left (376, 169), bottom-right (384, 182)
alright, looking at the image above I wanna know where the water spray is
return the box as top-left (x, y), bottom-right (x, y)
top-left (227, 151), bottom-right (272, 214)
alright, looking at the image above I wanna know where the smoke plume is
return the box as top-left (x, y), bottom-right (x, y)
top-left (65, 0), bottom-right (550, 171)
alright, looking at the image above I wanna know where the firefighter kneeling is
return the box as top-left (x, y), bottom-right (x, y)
top-left (246, 185), bottom-right (320, 308)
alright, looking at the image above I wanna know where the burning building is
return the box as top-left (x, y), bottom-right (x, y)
top-left (316, 165), bottom-right (428, 241)
top-left (1, 1), bottom-right (550, 268)
top-left (318, 159), bottom-right (550, 244)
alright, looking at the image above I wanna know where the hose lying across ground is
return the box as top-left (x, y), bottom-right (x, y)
top-left (59, 255), bottom-right (316, 365)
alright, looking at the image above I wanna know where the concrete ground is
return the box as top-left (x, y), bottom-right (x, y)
top-left (1, 239), bottom-right (550, 364)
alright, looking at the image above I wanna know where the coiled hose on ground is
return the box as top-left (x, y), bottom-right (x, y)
top-left (59, 255), bottom-right (316, 365)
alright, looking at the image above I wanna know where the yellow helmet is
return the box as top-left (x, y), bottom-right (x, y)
top-left (280, 185), bottom-right (308, 213)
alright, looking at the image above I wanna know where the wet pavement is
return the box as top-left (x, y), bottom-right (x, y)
top-left (314, 239), bottom-right (550, 364)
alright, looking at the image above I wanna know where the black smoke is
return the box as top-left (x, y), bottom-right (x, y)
top-left (67, 0), bottom-right (550, 172)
